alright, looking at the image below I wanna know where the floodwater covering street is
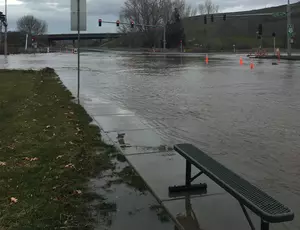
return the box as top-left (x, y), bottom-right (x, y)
top-left (1, 52), bottom-right (300, 229)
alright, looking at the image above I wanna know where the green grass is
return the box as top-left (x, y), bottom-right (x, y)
top-left (0, 68), bottom-right (116, 229)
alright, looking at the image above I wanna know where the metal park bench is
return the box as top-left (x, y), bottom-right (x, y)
top-left (169, 143), bottom-right (294, 230)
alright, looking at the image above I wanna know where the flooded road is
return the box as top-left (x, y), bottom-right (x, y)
top-left (2, 52), bottom-right (300, 229)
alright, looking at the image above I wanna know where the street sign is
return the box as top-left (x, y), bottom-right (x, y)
top-left (272, 12), bottom-right (287, 17)
top-left (71, 0), bottom-right (87, 31)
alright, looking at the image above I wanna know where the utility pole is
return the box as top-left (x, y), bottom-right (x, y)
top-left (4, 0), bottom-right (7, 58)
top-left (287, 0), bottom-right (292, 57)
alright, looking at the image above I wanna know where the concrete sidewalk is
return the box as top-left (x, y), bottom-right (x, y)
top-left (81, 96), bottom-right (291, 230)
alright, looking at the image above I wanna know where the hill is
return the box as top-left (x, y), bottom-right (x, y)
top-left (183, 2), bottom-right (300, 50)
top-left (105, 2), bottom-right (300, 51)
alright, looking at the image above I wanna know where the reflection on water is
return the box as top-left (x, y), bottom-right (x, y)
top-left (175, 194), bottom-right (202, 230)
top-left (3, 53), bottom-right (300, 229)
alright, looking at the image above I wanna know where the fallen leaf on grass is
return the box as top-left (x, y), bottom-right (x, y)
top-left (65, 163), bottom-right (75, 168)
top-left (10, 197), bottom-right (18, 203)
top-left (24, 157), bottom-right (39, 161)
top-left (74, 190), bottom-right (82, 195)
top-left (0, 161), bottom-right (7, 166)
top-left (7, 145), bottom-right (15, 150)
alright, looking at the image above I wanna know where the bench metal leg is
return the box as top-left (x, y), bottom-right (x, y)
top-left (169, 160), bottom-right (207, 194)
top-left (240, 203), bottom-right (255, 230)
top-left (240, 203), bottom-right (270, 230)
top-left (261, 220), bottom-right (269, 230)
top-left (186, 161), bottom-right (192, 186)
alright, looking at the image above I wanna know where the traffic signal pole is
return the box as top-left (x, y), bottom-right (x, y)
top-left (287, 0), bottom-right (292, 57)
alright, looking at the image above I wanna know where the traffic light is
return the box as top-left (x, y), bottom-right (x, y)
top-left (32, 37), bottom-right (35, 42)
top-left (130, 21), bottom-right (134, 28)
top-left (0, 11), bottom-right (4, 20)
top-left (223, 14), bottom-right (226, 21)
top-left (258, 24), bottom-right (262, 35)
top-left (272, 32), bottom-right (276, 37)
top-left (211, 14), bottom-right (214, 22)
top-left (98, 19), bottom-right (102, 27)
top-left (204, 15), bottom-right (207, 24)
top-left (0, 11), bottom-right (7, 26)
top-left (116, 20), bottom-right (120, 27)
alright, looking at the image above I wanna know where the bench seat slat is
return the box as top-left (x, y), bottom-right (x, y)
top-left (174, 143), bottom-right (294, 223)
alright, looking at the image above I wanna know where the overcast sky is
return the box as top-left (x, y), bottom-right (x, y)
top-left (0, 0), bottom-right (298, 34)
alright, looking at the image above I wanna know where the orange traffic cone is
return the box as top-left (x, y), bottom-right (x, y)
top-left (239, 56), bottom-right (243, 65)
top-left (250, 60), bottom-right (254, 69)
top-left (205, 54), bottom-right (208, 64)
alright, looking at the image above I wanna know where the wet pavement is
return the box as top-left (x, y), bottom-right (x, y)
top-left (1, 52), bottom-right (300, 230)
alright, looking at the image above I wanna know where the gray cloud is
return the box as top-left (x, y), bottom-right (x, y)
top-left (1, 0), bottom-right (298, 33)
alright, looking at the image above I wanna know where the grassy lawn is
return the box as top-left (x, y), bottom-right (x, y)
top-left (0, 68), bottom-right (115, 229)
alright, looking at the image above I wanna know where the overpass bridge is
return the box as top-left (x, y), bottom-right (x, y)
top-left (37, 33), bottom-right (124, 46)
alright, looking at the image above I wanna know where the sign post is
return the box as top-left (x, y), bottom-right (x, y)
top-left (4, 0), bottom-right (7, 58)
top-left (71, 0), bottom-right (87, 104)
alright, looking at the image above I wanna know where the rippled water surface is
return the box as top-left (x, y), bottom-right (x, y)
top-left (2, 52), bottom-right (300, 229)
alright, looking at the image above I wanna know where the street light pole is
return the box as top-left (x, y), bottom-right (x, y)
top-left (4, 0), bottom-right (7, 58)
top-left (287, 0), bottom-right (292, 57)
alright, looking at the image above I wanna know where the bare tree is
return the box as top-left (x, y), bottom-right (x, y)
top-left (161, 0), bottom-right (197, 21)
top-left (120, 0), bottom-right (162, 32)
top-left (198, 4), bottom-right (205, 15)
top-left (182, 4), bottom-right (198, 18)
top-left (119, 0), bottom-right (196, 46)
top-left (198, 0), bottom-right (219, 15)
top-left (17, 15), bottom-right (47, 35)
top-left (190, 7), bottom-right (198, 17)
